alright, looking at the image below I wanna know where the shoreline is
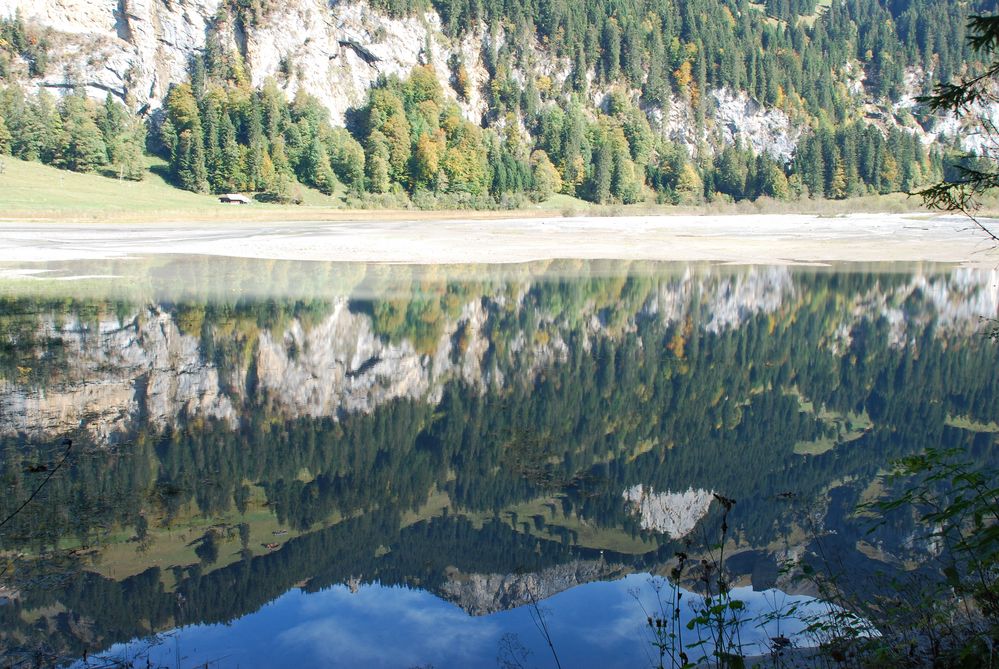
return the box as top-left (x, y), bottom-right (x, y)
top-left (1, 213), bottom-right (997, 267)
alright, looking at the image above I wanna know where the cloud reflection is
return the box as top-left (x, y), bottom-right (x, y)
top-left (278, 585), bottom-right (502, 668)
top-left (92, 574), bottom-right (841, 668)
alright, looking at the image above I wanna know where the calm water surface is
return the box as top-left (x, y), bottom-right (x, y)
top-left (0, 258), bottom-right (996, 667)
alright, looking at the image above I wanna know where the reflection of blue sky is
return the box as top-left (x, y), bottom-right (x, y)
top-left (82, 575), bottom-right (836, 668)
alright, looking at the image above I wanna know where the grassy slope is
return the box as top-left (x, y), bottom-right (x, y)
top-left (0, 157), bottom-right (597, 223)
top-left (0, 156), bottom-right (344, 221)
top-left (0, 155), bottom-right (933, 224)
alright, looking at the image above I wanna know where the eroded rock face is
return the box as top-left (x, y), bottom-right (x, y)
top-left (712, 89), bottom-right (801, 163)
top-left (0, 0), bottom-right (818, 154)
top-left (2, 0), bottom-right (222, 108)
top-left (0, 0), bottom-right (498, 125)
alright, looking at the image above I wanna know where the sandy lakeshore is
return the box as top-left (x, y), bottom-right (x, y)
top-left (0, 213), bottom-right (997, 267)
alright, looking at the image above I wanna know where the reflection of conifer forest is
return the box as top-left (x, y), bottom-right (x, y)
top-left (1, 264), bottom-right (998, 661)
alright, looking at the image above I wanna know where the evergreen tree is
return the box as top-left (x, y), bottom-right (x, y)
top-left (202, 95), bottom-right (222, 187)
top-left (591, 138), bottom-right (613, 204)
top-left (180, 127), bottom-right (209, 192)
top-left (246, 97), bottom-right (265, 191)
top-left (601, 18), bottom-right (622, 82)
top-left (572, 46), bottom-right (588, 95)
top-left (829, 158), bottom-right (847, 199)
top-left (644, 30), bottom-right (670, 108)
top-left (97, 94), bottom-right (145, 180)
top-left (60, 95), bottom-right (107, 173)
top-left (303, 135), bottom-right (337, 195)
top-left (0, 112), bottom-right (11, 155)
top-left (217, 113), bottom-right (242, 192)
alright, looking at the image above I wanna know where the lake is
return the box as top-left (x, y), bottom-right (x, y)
top-left (1, 257), bottom-right (997, 667)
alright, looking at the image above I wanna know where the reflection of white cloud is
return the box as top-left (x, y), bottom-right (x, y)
top-left (96, 574), bottom-right (860, 668)
top-left (278, 585), bottom-right (500, 668)
top-left (577, 597), bottom-right (648, 650)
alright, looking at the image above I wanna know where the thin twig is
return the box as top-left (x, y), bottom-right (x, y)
top-left (524, 583), bottom-right (563, 669)
top-left (0, 439), bottom-right (73, 531)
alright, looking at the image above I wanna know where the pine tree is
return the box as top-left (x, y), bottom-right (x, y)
top-left (303, 135), bottom-right (337, 195)
top-left (829, 158), bottom-right (847, 199)
top-left (591, 138), bottom-right (613, 203)
top-left (159, 116), bottom-right (178, 164)
top-left (572, 46), bottom-right (588, 95)
top-left (0, 113), bottom-right (11, 155)
top-left (202, 96), bottom-right (222, 187)
top-left (175, 127), bottom-right (208, 192)
top-left (189, 127), bottom-right (209, 192)
top-left (601, 18), bottom-right (622, 82)
top-left (245, 96), bottom-right (266, 191)
top-left (60, 95), bottom-right (107, 173)
top-left (97, 93), bottom-right (145, 180)
top-left (32, 92), bottom-right (60, 165)
top-left (217, 113), bottom-right (242, 192)
top-left (644, 30), bottom-right (670, 107)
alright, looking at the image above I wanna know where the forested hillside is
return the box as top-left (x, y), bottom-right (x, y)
top-left (0, 0), bottom-right (990, 208)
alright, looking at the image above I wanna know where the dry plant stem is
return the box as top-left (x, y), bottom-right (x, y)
top-left (525, 584), bottom-right (563, 669)
top-left (0, 439), bottom-right (73, 532)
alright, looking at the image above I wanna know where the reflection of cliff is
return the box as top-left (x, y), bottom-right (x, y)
top-left (837, 268), bottom-right (999, 349)
top-left (0, 309), bottom-right (235, 440)
top-left (0, 298), bottom-right (502, 439)
top-left (440, 559), bottom-right (629, 615)
top-left (254, 298), bottom-right (494, 418)
top-left (622, 485), bottom-right (715, 539)
top-left (2, 267), bottom-right (997, 443)
top-left (646, 266), bottom-right (793, 333)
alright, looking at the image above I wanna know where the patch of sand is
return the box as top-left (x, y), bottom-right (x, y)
top-left (0, 213), bottom-right (996, 266)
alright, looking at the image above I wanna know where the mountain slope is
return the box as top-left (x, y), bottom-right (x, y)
top-left (0, 0), bottom-right (989, 207)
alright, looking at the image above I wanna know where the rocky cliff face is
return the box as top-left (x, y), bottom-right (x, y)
top-left (1, 0), bottom-right (823, 157)
top-left (0, 0), bottom-right (492, 124)
top-left (1, 0), bottom-right (221, 109)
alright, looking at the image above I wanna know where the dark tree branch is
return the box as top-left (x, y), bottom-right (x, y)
top-left (0, 439), bottom-right (73, 531)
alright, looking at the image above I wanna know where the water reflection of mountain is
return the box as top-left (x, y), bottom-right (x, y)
top-left (1, 264), bottom-right (998, 661)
